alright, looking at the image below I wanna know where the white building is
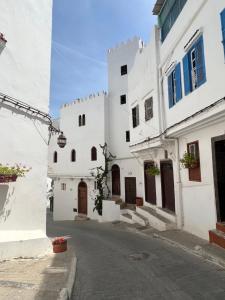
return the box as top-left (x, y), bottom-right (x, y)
top-left (49, 0), bottom-right (225, 247)
top-left (0, 0), bottom-right (53, 260)
top-left (130, 0), bottom-right (225, 244)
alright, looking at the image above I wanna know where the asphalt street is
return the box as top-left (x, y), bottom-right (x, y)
top-left (47, 215), bottom-right (225, 300)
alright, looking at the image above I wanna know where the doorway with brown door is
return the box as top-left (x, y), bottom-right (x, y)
top-left (212, 135), bottom-right (225, 222)
top-left (112, 164), bottom-right (121, 196)
top-left (144, 162), bottom-right (157, 205)
top-left (78, 181), bottom-right (87, 215)
top-left (160, 160), bottom-right (175, 213)
top-left (125, 177), bottom-right (136, 204)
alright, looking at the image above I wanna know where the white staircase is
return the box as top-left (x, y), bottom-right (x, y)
top-left (136, 206), bottom-right (176, 231)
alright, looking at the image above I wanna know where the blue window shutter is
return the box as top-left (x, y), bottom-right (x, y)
top-left (175, 63), bottom-right (182, 101)
top-left (168, 73), bottom-right (173, 108)
top-left (195, 36), bottom-right (206, 87)
top-left (182, 54), bottom-right (191, 95)
top-left (220, 8), bottom-right (225, 55)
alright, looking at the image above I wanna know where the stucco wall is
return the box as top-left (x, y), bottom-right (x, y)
top-left (0, 0), bottom-right (52, 259)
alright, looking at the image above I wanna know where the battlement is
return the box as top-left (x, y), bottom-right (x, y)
top-left (107, 36), bottom-right (145, 55)
top-left (61, 91), bottom-right (107, 109)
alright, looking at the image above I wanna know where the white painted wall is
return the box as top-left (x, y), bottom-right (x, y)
top-left (0, 0), bottom-right (53, 259)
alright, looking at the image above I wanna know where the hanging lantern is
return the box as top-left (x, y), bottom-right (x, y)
top-left (57, 132), bottom-right (67, 148)
top-left (0, 33), bottom-right (7, 52)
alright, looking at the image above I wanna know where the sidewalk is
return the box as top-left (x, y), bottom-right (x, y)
top-left (0, 247), bottom-right (76, 300)
top-left (142, 227), bottom-right (225, 268)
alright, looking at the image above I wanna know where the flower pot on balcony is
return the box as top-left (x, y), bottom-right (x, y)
top-left (136, 197), bottom-right (143, 207)
top-left (0, 174), bottom-right (17, 183)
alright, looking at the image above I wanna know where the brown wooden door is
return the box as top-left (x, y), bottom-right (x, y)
top-left (144, 162), bottom-right (156, 205)
top-left (112, 164), bottom-right (121, 195)
top-left (212, 136), bottom-right (225, 222)
top-left (160, 161), bottom-right (175, 212)
top-left (125, 177), bottom-right (136, 204)
top-left (78, 181), bottom-right (87, 215)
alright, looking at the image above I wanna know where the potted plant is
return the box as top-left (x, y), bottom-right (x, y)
top-left (146, 163), bottom-right (160, 176)
top-left (0, 164), bottom-right (31, 183)
top-left (180, 152), bottom-right (199, 169)
top-left (52, 237), bottom-right (67, 253)
top-left (136, 197), bottom-right (143, 207)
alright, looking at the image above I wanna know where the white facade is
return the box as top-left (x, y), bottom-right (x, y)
top-left (49, 0), bottom-right (225, 241)
top-left (0, 0), bottom-right (53, 259)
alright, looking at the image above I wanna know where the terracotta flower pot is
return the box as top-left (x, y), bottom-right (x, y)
top-left (136, 197), bottom-right (143, 207)
top-left (52, 239), bottom-right (67, 253)
top-left (0, 174), bottom-right (17, 183)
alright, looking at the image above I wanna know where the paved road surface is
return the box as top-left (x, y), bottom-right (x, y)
top-left (47, 216), bottom-right (225, 300)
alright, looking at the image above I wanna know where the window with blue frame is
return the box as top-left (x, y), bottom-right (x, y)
top-left (168, 63), bottom-right (182, 108)
top-left (220, 8), bottom-right (225, 57)
top-left (182, 35), bottom-right (206, 95)
top-left (160, 0), bottom-right (187, 42)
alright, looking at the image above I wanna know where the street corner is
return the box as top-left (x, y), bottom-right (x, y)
top-left (0, 246), bottom-right (77, 300)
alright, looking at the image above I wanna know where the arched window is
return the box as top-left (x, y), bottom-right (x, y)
top-left (91, 147), bottom-right (97, 161)
top-left (71, 149), bottom-right (76, 162)
top-left (79, 115), bottom-right (82, 126)
top-left (53, 151), bottom-right (57, 163)
top-left (82, 114), bottom-right (85, 126)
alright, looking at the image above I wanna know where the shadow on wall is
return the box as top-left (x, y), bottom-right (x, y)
top-left (0, 185), bottom-right (14, 222)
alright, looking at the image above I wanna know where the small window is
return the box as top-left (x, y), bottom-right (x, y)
top-left (61, 183), bottom-right (66, 191)
top-left (120, 94), bottom-right (126, 105)
top-left (132, 105), bottom-right (139, 128)
top-left (82, 114), bottom-right (85, 126)
top-left (53, 151), bottom-right (57, 163)
top-left (121, 65), bottom-right (127, 76)
top-left (94, 181), bottom-right (97, 190)
top-left (71, 149), bottom-right (76, 162)
top-left (145, 97), bottom-right (153, 121)
top-left (79, 115), bottom-right (82, 126)
top-left (187, 141), bottom-right (201, 182)
top-left (126, 131), bottom-right (130, 142)
top-left (91, 147), bottom-right (97, 161)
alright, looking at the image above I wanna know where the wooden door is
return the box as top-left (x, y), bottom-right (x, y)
top-left (160, 161), bottom-right (175, 212)
top-left (144, 162), bottom-right (156, 205)
top-left (78, 181), bottom-right (87, 215)
top-left (212, 136), bottom-right (225, 222)
top-left (112, 165), bottom-right (121, 195)
top-left (125, 177), bottom-right (136, 204)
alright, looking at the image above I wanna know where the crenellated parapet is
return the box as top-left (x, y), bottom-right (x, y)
top-left (60, 91), bottom-right (107, 108)
top-left (107, 36), bottom-right (144, 55)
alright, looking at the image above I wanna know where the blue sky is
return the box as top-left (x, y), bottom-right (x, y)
top-left (50, 0), bottom-right (157, 117)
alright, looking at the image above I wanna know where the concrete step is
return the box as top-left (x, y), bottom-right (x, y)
top-left (131, 211), bottom-right (149, 227)
top-left (216, 222), bottom-right (225, 234)
top-left (120, 213), bottom-right (134, 224)
top-left (136, 206), bottom-right (176, 231)
top-left (209, 229), bottom-right (225, 250)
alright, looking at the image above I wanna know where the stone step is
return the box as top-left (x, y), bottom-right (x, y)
top-left (216, 222), bottom-right (225, 234)
top-left (120, 213), bottom-right (134, 224)
top-left (136, 206), bottom-right (176, 231)
top-left (209, 229), bottom-right (225, 250)
top-left (131, 212), bottom-right (149, 227)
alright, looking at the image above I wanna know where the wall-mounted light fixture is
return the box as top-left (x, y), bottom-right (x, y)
top-left (57, 132), bottom-right (67, 148)
top-left (0, 33), bottom-right (7, 51)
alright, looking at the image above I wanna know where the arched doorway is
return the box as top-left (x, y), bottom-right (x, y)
top-left (78, 181), bottom-right (87, 215)
top-left (112, 164), bottom-right (120, 196)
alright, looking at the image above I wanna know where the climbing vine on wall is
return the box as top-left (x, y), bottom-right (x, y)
top-left (91, 143), bottom-right (115, 216)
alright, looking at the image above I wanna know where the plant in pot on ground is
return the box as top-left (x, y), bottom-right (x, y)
top-left (91, 143), bottom-right (115, 216)
top-left (146, 163), bottom-right (160, 176)
top-left (180, 151), bottom-right (199, 169)
top-left (0, 164), bottom-right (31, 183)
